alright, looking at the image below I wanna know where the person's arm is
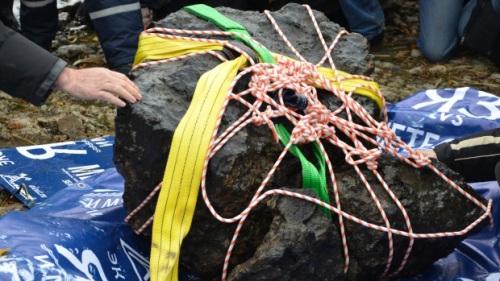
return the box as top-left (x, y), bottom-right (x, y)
top-left (53, 67), bottom-right (141, 107)
top-left (0, 20), bottom-right (64, 105)
top-left (0, 21), bottom-right (141, 107)
top-left (431, 128), bottom-right (500, 182)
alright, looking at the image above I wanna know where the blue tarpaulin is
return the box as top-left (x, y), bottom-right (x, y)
top-left (0, 169), bottom-right (151, 280)
top-left (0, 136), bottom-right (116, 207)
top-left (1, 87), bottom-right (500, 280)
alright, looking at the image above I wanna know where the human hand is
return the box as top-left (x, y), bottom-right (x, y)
top-left (53, 67), bottom-right (142, 107)
top-left (416, 149), bottom-right (437, 159)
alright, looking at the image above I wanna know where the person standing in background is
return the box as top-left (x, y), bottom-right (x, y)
top-left (19, 0), bottom-right (157, 74)
top-left (417, 0), bottom-right (500, 65)
top-left (337, 0), bottom-right (385, 46)
top-left (0, 20), bottom-right (142, 107)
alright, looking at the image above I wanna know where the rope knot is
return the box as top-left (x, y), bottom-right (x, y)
top-left (290, 119), bottom-right (318, 144)
top-left (345, 148), bottom-right (382, 170)
top-left (306, 103), bottom-right (331, 124)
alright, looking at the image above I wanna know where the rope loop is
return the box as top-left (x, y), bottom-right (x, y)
top-left (345, 148), bottom-right (382, 170)
top-left (127, 4), bottom-right (493, 281)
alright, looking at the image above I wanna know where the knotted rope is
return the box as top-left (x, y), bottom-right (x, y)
top-left (126, 5), bottom-right (492, 280)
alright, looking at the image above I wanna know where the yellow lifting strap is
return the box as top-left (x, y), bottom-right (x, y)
top-left (133, 35), bottom-right (224, 66)
top-left (134, 36), bottom-right (383, 110)
top-left (148, 52), bottom-right (248, 281)
top-left (134, 28), bottom-right (383, 281)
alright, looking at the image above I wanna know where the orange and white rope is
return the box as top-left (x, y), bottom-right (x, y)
top-left (127, 5), bottom-right (493, 280)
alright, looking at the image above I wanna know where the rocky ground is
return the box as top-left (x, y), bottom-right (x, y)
top-left (0, 1), bottom-right (499, 214)
top-left (374, 1), bottom-right (500, 103)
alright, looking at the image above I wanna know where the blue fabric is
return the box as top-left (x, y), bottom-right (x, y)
top-left (20, 0), bottom-right (143, 68)
top-left (0, 168), bottom-right (200, 280)
top-left (387, 87), bottom-right (500, 280)
top-left (0, 169), bottom-right (151, 280)
top-left (0, 136), bottom-right (116, 207)
top-left (386, 87), bottom-right (500, 151)
top-left (86, 0), bottom-right (143, 69)
top-left (338, 0), bottom-right (385, 40)
top-left (417, 0), bottom-right (500, 62)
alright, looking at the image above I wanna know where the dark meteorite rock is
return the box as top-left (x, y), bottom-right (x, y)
top-left (114, 3), bottom-right (489, 281)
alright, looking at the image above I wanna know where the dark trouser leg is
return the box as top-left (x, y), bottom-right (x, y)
top-left (86, 0), bottom-right (143, 73)
top-left (20, 0), bottom-right (58, 50)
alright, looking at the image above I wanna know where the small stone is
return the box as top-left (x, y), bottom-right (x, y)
top-left (410, 49), bottom-right (421, 58)
top-left (53, 44), bottom-right (96, 59)
top-left (408, 66), bottom-right (423, 75)
top-left (7, 119), bottom-right (28, 129)
top-left (490, 73), bottom-right (500, 81)
top-left (57, 114), bottom-right (85, 138)
top-left (429, 65), bottom-right (448, 74)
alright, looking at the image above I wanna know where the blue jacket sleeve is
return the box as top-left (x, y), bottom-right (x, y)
top-left (0, 21), bottom-right (67, 106)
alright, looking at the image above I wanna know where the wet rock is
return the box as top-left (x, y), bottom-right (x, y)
top-left (53, 43), bottom-right (96, 59)
top-left (227, 189), bottom-right (345, 281)
top-left (113, 3), bottom-right (489, 281)
top-left (57, 114), bottom-right (85, 139)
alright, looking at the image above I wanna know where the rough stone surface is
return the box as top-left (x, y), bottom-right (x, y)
top-left (113, 3), bottom-right (489, 281)
top-left (227, 189), bottom-right (345, 281)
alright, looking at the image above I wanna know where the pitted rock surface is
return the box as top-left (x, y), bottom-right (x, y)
top-left (114, 3), bottom-right (488, 280)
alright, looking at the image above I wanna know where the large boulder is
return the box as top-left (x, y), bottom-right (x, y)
top-left (114, 3), bottom-right (489, 280)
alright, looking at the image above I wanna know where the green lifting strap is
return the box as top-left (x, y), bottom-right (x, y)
top-left (183, 4), bottom-right (331, 218)
top-left (275, 124), bottom-right (331, 218)
top-left (182, 4), bottom-right (276, 64)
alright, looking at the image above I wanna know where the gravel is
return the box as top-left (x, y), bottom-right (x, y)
top-left (373, 0), bottom-right (499, 102)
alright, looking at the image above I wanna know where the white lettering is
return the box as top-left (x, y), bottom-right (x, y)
top-left (34, 255), bottom-right (55, 269)
top-left (108, 253), bottom-right (118, 265)
top-left (427, 112), bottom-right (464, 126)
top-left (109, 252), bottom-right (125, 279)
top-left (62, 179), bottom-right (74, 186)
top-left (404, 127), bottom-right (425, 148)
top-left (450, 114), bottom-right (463, 126)
top-left (477, 90), bottom-right (500, 119)
top-left (458, 97), bottom-right (500, 120)
top-left (54, 244), bottom-right (108, 280)
top-left (413, 88), bottom-right (467, 112)
top-left (91, 137), bottom-right (113, 148)
top-left (390, 123), bottom-right (406, 137)
top-left (388, 122), bottom-right (443, 150)
top-left (68, 165), bottom-right (105, 180)
top-left (83, 139), bottom-right (102, 153)
top-left (0, 152), bottom-right (14, 166)
top-left (111, 267), bottom-right (125, 279)
top-left (102, 198), bottom-right (121, 208)
top-left (28, 184), bottom-right (47, 198)
top-left (16, 141), bottom-right (86, 160)
top-left (120, 239), bottom-right (150, 281)
top-left (421, 132), bottom-right (440, 148)
top-left (81, 198), bottom-right (100, 209)
top-left (413, 88), bottom-right (500, 121)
